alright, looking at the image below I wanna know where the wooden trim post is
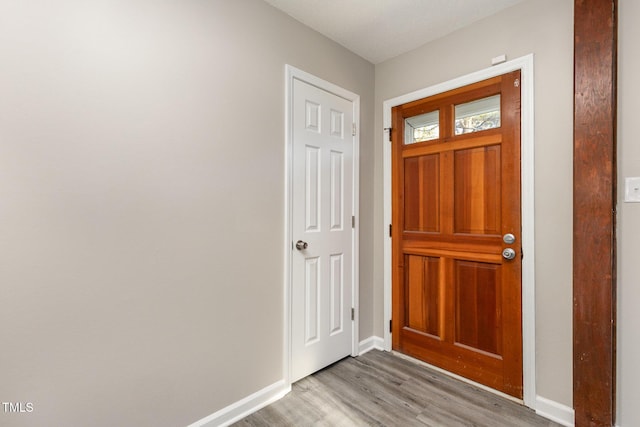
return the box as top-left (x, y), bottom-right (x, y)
top-left (573, 0), bottom-right (617, 426)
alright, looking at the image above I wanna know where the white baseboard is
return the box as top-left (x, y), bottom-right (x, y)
top-left (536, 395), bottom-right (575, 427)
top-left (187, 380), bottom-right (290, 427)
top-left (358, 336), bottom-right (385, 355)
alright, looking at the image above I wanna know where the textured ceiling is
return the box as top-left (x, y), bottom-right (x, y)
top-left (262, 0), bottom-right (525, 64)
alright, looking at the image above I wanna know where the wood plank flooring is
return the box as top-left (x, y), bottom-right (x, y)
top-left (234, 350), bottom-right (561, 427)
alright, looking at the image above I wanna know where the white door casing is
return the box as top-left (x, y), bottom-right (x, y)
top-left (285, 67), bottom-right (360, 384)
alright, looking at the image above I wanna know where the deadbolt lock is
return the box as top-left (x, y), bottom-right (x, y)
top-left (503, 233), bottom-right (516, 244)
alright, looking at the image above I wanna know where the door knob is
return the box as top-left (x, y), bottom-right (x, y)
top-left (502, 248), bottom-right (516, 260)
top-left (295, 240), bottom-right (308, 250)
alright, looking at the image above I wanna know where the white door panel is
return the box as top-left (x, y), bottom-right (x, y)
top-left (291, 78), bottom-right (354, 382)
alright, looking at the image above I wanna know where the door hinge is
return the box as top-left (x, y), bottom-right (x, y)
top-left (352, 215), bottom-right (355, 228)
top-left (389, 224), bottom-right (392, 237)
top-left (351, 307), bottom-right (355, 321)
top-left (352, 123), bottom-right (356, 136)
top-left (389, 319), bottom-right (392, 333)
top-left (385, 127), bottom-right (392, 142)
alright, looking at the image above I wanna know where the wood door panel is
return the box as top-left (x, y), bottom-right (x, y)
top-left (405, 254), bottom-right (440, 337)
top-left (454, 145), bottom-right (501, 235)
top-left (455, 260), bottom-right (502, 356)
top-left (404, 155), bottom-right (440, 232)
top-left (392, 71), bottom-right (522, 398)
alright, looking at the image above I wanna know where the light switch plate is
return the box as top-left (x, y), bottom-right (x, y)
top-left (625, 177), bottom-right (640, 202)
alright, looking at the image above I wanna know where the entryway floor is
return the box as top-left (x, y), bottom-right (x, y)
top-left (233, 349), bottom-right (561, 426)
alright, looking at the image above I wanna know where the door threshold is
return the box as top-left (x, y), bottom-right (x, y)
top-left (390, 350), bottom-right (525, 406)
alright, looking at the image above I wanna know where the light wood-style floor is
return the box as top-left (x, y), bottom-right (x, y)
top-left (234, 350), bottom-right (561, 427)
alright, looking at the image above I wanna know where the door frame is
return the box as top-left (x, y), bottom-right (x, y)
top-left (382, 54), bottom-right (535, 408)
top-left (283, 65), bottom-right (360, 386)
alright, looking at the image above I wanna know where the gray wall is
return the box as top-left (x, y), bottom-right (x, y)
top-left (0, 1), bottom-right (374, 426)
top-left (374, 0), bottom-right (574, 407)
top-left (618, 1), bottom-right (640, 425)
top-left (3, 0), bottom-right (639, 425)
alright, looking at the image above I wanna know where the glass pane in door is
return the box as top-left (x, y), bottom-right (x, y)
top-left (405, 110), bottom-right (439, 144)
top-left (455, 95), bottom-right (501, 135)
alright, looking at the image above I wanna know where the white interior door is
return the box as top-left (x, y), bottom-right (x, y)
top-left (291, 78), bottom-right (354, 383)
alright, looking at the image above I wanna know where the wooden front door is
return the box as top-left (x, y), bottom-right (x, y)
top-left (391, 71), bottom-right (523, 398)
